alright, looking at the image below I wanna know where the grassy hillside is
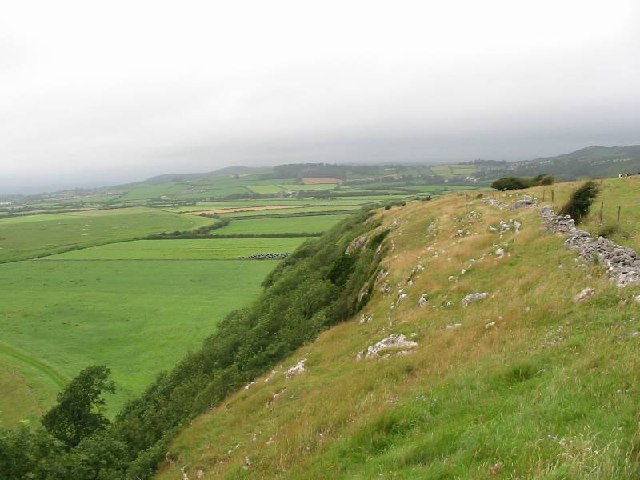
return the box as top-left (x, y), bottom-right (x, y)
top-left (157, 177), bottom-right (640, 479)
top-left (509, 145), bottom-right (640, 181)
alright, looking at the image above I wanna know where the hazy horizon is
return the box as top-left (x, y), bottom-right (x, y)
top-left (2, 0), bottom-right (640, 193)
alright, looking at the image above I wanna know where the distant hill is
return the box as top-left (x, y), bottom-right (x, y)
top-left (6, 145), bottom-right (640, 201)
top-left (136, 146), bottom-right (640, 189)
top-left (507, 145), bottom-right (640, 180)
top-left (139, 166), bottom-right (268, 185)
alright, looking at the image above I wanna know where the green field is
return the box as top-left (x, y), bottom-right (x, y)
top-left (0, 208), bottom-right (213, 263)
top-left (279, 183), bottom-right (337, 191)
top-left (0, 258), bottom-right (277, 425)
top-left (0, 171), bottom-right (477, 432)
top-left (245, 185), bottom-right (285, 194)
top-left (430, 164), bottom-right (478, 177)
top-left (224, 206), bottom-right (357, 218)
top-left (214, 214), bottom-right (349, 235)
top-left (0, 199), bottom-right (348, 427)
top-left (0, 201), bottom-right (341, 427)
top-left (117, 179), bottom-right (252, 201)
top-left (48, 237), bottom-right (308, 260)
top-left (165, 196), bottom-right (406, 214)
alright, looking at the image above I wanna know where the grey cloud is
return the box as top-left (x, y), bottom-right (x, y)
top-left (1, 0), bottom-right (640, 192)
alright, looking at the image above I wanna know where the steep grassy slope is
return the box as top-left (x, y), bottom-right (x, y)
top-left (158, 180), bottom-right (640, 479)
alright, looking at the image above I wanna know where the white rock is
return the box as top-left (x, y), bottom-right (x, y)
top-left (444, 323), bottom-right (462, 330)
top-left (356, 334), bottom-right (418, 360)
top-left (575, 288), bottom-right (595, 302)
top-left (419, 294), bottom-right (428, 307)
top-left (461, 292), bottom-right (489, 307)
top-left (285, 359), bottom-right (306, 378)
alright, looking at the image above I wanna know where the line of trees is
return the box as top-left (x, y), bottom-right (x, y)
top-left (146, 217), bottom-right (230, 239)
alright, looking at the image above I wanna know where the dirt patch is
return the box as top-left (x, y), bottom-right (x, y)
top-left (187, 205), bottom-right (300, 215)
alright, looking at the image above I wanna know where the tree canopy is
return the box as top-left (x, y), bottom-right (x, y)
top-left (42, 365), bottom-right (115, 447)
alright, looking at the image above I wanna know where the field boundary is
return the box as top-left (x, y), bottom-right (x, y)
top-left (208, 233), bottom-right (322, 238)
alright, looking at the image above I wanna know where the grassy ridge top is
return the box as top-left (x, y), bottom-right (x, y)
top-left (157, 177), bottom-right (640, 479)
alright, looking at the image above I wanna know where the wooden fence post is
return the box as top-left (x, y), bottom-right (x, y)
top-left (617, 206), bottom-right (621, 226)
top-left (599, 201), bottom-right (603, 224)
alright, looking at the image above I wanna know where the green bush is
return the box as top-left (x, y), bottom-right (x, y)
top-left (491, 177), bottom-right (531, 190)
top-left (533, 173), bottom-right (554, 186)
top-left (560, 181), bottom-right (599, 224)
top-left (491, 174), bottom-right (554, 191)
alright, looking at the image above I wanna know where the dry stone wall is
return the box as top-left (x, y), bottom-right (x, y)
top-left (540, 206), bottom-right (640, 287)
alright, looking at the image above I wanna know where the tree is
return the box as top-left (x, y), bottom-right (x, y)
top-left (532, 173), bottom-right (554, 186)
top-left (490, 177), bottom-right (531, 190)
top-left (559, 180), bottom-right (599, 224)
top-left (42, 365), bottom-right (115, 447)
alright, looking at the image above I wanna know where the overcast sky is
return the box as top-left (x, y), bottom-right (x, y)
top-left (1, 0), bottom-right (639, 192)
